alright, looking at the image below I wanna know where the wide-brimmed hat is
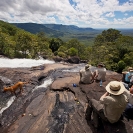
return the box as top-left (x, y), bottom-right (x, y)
top-left (97, 63), bottom-right (104, 67)
top-left (85, 64), bottom-right (91, 71)
top-left (106, 81), bottom-right (125, 95)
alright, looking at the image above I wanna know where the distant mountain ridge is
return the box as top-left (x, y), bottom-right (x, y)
top-left (11, 23), bottom-right (98, 45)
top-left (43, 24), bottom-right (95, 33)
top-left (12, 23), bottom-right (95, 34)
top-left (12, 23), bottom-right (65, 37)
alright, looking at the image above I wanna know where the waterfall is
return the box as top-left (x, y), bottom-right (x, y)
top-left (0, 58), bottom-right (55, 68)
top-left (0, 96), bottom-right (16, 115)
top-left (32, 78), bottom-right (53, 92)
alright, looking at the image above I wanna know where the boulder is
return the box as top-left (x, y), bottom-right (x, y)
top-left (53, 56), bottom-right (64, 62)
top-left (66, 56), bottom-right (80, 64)
top-left (0, 63), bottom-right (133, 133)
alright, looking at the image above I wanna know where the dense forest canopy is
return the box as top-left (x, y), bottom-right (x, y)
top-left (0, 20), bottom-right (133, 73)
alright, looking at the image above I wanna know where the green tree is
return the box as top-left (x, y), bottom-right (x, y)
top-left (0, 30), bottom-right (7, 54)
top-left (0, 30), bottom-right (15, 57)
top-left (68, 47), bottom-right (78, 56)
top-left (49, 38), bottom-right (63, 53)
top-left (57, 46), bottom-right (68, 58)
top-left (117, 60), bottom-right (126, 73)
top-left (123, 52), bottom-right (133, 66)
top-left (66, 39), bottom-right (86, 58)
top-left (15, 32), bottom-right (33, 58)
top-left (94, 28), bottom-right (122, 46)
top-left (92, 29), bottom-right (133, 72)
top-left (81, 46), bottom-right (92, 61)
top-left (36, 32), bottom-right (53, 58)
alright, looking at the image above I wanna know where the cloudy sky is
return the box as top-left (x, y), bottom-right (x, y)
top-left (0, 0), bottom-right (133, 28)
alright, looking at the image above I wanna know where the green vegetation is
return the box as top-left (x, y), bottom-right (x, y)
top-left (1, 20), bottom-right (133, 73)
top-left (12, 23), bottom-right (102, 46)
top-left (91, 28), bottom-right (133, 72)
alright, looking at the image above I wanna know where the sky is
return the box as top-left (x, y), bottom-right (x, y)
top-left (0, 0), bottom-right (133, 28)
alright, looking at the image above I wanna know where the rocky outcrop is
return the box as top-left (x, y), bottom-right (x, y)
top-left (0, 63), bottom-right (133, 133)
top-left (53, 56), bottom-right (80, 64)
top-left (66, 56), bottom-right (80, 64)
top-left (53, 56), bottom-right (64, 62)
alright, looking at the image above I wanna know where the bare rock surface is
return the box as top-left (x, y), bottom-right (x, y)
top-left (0, 63), bottom-right (133, 133)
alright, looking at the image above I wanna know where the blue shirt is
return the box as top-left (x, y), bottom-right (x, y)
top-left (125, 72), bottom-right (133, 83)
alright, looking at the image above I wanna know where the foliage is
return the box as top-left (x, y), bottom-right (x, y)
top-left (117, 60), bottom-right (126, 73)
top-left (36, 32), bottom-right (49, 50)
top-left (12, 22), bottom-right (133, 46)
top-left (57, 51), bottom-right (66, 58)
top-left (1, 20), bottom-right (133, 73)
top-left (68, 47), bottom-right (78, 56)
top-left (92, 28), bottom-right (133, 72)
top-left (15, 31), bottom-right (33, 58)
top-left (49, 38), bottom-right (63, 53)
top-left (0, 20), bottom-right (53, 59)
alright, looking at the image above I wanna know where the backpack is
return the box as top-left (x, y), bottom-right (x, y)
top-left (123, 103), bottom-right (133, 121)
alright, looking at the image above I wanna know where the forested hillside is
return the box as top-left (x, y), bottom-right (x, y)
top-left (13, 23), bottom-right (65, 36)
top-left (12, 23), bottom-right (101, 45)
top-left (1, 20), bottom-right (133, 72)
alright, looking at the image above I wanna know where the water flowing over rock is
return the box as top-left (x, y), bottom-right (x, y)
top-left (0, 63), bottom-right (133, 133)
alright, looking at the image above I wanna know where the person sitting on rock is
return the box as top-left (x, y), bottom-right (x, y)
top-left (92, 63), bottom-right (106, 82)
top-left (85, 81), bottom-right (128, 128)
top-left (79, 64), bottom-right (93, 84)
top-left (122, 67), bottom-right (133, 90)
top-left (124, 67), bottom-right (133, 84)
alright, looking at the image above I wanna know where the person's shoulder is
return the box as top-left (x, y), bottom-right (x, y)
top-left (106, 95), bottom-right (119, 102)
top-left (98, 67), bottom-right (106, 71)
top-left (80, 68), bottom-right (85, 72)
top-left (103, 68), bottom-right (106, 71)
top-left (102, 95), bottom-right (113, 101)
top-left (126, 72), bottom-right (130, 75)
top-left (85, 70), bottom-right (91, 74)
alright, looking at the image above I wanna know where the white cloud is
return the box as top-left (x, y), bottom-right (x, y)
top-left (105, 12), bottom-right (115, 17)
top-left (124, 16), bottom-right (133, 24)
top-left (0, 0), bottom-right (133, 28)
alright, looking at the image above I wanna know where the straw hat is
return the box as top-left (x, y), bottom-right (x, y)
top-left (85, 64), bottom-right (91, 71)
top-left (128, 67), bottom-right (133, 71)
top-left (106, 81), bottom-right (125, 95)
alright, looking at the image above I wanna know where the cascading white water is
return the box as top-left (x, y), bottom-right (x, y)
top-left (0, 58), bottom-right (55, 68)
top-left (0, 58), bottom-right (55, 115)
top-left (0, 58), bottom-right (85, 116)
top-left (0, 96), bottom-right (16, 115)
top-left (0, 78), bottom-right (54, 116)
top-left (32, 78), bottom-right (53, 92)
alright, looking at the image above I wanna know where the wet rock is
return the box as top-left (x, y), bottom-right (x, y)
top-left (66, 56), bottom-right (80, 64)
top-left (51, 73), bottom-right (80, 91)
top-left (0, 79), bottom-right (4, 90)
top-left (0, 76), bottom-right (13, 86)
top-left (53, 56), bottom-right (64, 62)
top-left (0, 63), bottom-right (133, 133)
